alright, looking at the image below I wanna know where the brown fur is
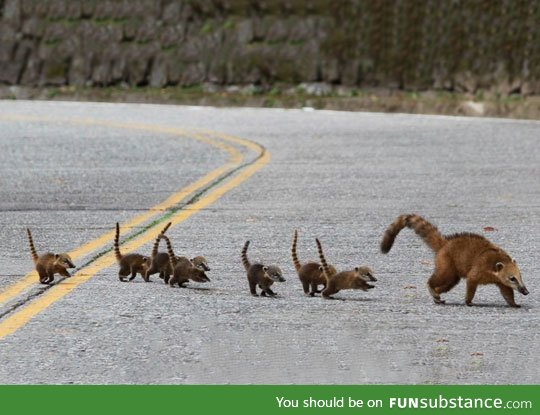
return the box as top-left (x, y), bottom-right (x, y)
top-left (160, 235), bottom-right (210, 287)
top-left (292, 230), bottom-right (337, 296)
top-left (145, 222), bottom-right (172, 282)
top-left (114, 222), bottom-right (150, 282)
top-left (27, 228), bottom-right (75, 284)
top-left (316, 238), bottom-right (375, 299)
top-left (381, 214), bottom-right (529, 307)
top-left (242, 240), bottom-right (285, 297)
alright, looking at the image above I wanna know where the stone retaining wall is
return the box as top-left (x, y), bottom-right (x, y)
top-left (1, 0), bottom-right (539, 94)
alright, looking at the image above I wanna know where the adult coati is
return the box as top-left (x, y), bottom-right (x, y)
top-left (316, 238), bottom-right (375, 299)
top-left (27, 228), bottom-right (75, 284)
top-left (114, 222), bottom-right (150, 282)
top-left (159, 235), bottom-right (210, 287)
top-left (292, 229), bottom-right (337, 296)
top-left (242, 240), bottom-right (285, 297)
top-left (380, 214), bottom-right (529, 307)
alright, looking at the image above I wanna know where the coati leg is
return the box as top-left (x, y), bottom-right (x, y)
top-left (129, 270), bottom-right (137, 281)
top-left (322, 282), bottom-right (339, 299)
top-left (38, 271), bottom-right (48, 284)
top-left (310, 282), bottom-right (323, 296)
top-left (118, 267), bottom-right (130, 282)
top-left (58, 268), bottom-right (71, 279)
top-left (249, 280), bottom-right (258, 296)
top-left (164, 274), bottom-right (171, 284)
top-left (465, 279), bottom-right (479, 306)
top-left (301, 280), bottom-right (310, 295)
top-left (496, 283), bottom-right (520, 308)
top-left (427, 255), bottom-right (459, 304)
top-left (429, 273), bottom-right (461, 303)
top-left (265, 287), bottom-right (276, 297)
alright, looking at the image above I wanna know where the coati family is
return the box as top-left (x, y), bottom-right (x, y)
top-left (381, 214), bottom-right (529, 307)
top-left (26, 214), bottom-right (528, 308)
top-left (27, 228), bottom-right (75, 284)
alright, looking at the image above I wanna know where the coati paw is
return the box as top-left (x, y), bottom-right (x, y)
top-left (434, 298), bottom-right (446, 305)
top-left (510, 303), bottom-right (521, 308)
top-left (466, 301), bottom-right (473, 306)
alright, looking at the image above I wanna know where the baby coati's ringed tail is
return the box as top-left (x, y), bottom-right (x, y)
top-left (151, 222), bottom-right (172, 258)
top-left (159, 234), bottom-right (178, 269)
top-left (291, 230), bottom-right (301, 273)
top-left (114, 222), bottom-right (123, 262)
top-left (381, 214), bottom-right (445, 254)
top-left (241, 240), bottom-right (251, 271)
top-left (27, 228), bottom-right (39, 263)
top-left (315, 238), bottom-right (331, 280)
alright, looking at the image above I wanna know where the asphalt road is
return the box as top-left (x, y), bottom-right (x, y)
top-left (0, 100), bottom-right (538, 384)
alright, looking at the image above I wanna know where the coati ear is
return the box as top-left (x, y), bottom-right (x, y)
top-left (354, 266), bottom-right (359, 272)
top-left (55, 254), bottom-right (59, 259)
top-left (495, 262), bottom-right (504, 272)
top-left (263, 266), bottom-right (268, 272)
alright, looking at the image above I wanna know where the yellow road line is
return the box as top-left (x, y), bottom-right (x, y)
top-left (0, 134), bottom-right (269, 339)
top-left (0, 116), bottom-right (243, 306)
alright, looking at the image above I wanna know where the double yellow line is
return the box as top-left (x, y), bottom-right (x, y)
top-left (0, 115), bottom-right (269, 339)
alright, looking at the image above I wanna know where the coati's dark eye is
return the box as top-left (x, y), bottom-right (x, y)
top-left (510, 276), bottom-right (517, 282)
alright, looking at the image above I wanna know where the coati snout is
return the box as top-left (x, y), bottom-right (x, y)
top-left (264, 265), bottom-right (285, 282)
top-left (55, 253), bottom-right (76, 269)
top-left (495, 260), bottom-right (529, 295)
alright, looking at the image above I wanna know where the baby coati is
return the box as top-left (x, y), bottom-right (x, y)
top-left (114, 222), bottom-right (150, 282)
top-left (380, 214), bottom-right (529, 307)
top-left (242, 240), bottom-right (285, 297)
top-left (27, 228), bottom-right (75, 284)
top-left (145, 222), bottom-right (172, 282)
top-left (292, 229), bottom-right (337, 296)
top-left (159, 235), bottom-right (210, 287)
top-left (316, 238), bottom-right (375, 299)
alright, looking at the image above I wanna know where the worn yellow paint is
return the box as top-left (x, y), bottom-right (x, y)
top-left (0, 115), bottom-right (242, 306)
top-left (0, 116), bottom-right (269, 339)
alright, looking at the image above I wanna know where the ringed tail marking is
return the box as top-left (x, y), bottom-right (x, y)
top-left (381, 214), bottom-right (446, 254)
top-left (159, 234), bottom-right (177, 269)
top-left (315, 238), bottom-right (330, 280)
top-left (151, 222), bottom-right (172, 257)
top-left (241, 241), bottom-right (251, 271)
top-left (113, 222), bottom-right (123, 262)
top-left (291, 230), bottom-right (302, 272)
top-left (26, 228), bottom-right (39, 263)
